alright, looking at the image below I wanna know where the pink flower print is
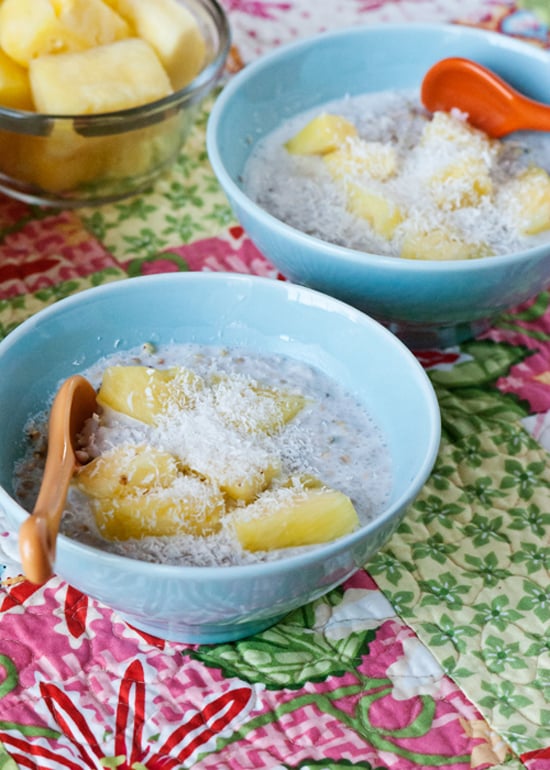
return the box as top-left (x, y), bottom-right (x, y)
top-left (495, 349), bottom-right (550, 413)
top-left (222, 1), bottom-right (291, 20)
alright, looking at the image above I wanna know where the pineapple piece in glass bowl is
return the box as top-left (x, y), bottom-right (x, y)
top-left (0, 0), bottom-right (229, 207)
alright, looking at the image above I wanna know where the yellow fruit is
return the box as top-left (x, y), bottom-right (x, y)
top-left (0, 49), bottom-right (33, 110)
top-left (29, 38), bottom-right (173, 114)
top-left (231, 487), bottom-right (360, 552)
top-left (0, 0), bottom-right (85, 66)
top-left (76, 445), bottom-right (179, 499)
top-left (324, 138), bottom-right (398, 182)
top-left (345, 181), bottom-right (403, 239)
top-left (52, 0), bottom-right (131, 48)
top-left (218, 460), bottom-right (281, 504)
top-left (103, 0), bottom-right (206, 89)
top-left (429, 156), bottom-right (493, 210)
top-left (400, 227), bottom-right (493, 261)
top-left (97, 365), bottom-right (202, 425)
top-left (510, 166), bottom-right (550, 235)
top-left (285, 113), bottom-right (358, 155)
top-left (92, 476), bottom-right (225, 540)
top-left (210, 375), bottom-right (308, 435)
top-left (421, 110), bottom-right (493, 156)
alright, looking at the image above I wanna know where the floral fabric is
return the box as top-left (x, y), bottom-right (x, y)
top-left (0, 1), bottom-right (549, 769)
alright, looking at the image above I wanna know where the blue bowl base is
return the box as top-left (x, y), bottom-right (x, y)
top-left (387, 317), bottom-right (492, 350)
top-left (121, 611), bottom-right (288, 645)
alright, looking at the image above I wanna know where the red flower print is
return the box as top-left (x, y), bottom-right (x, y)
top-left (1, 660), bottom-right (255, 769)
top-left (415, 349), bottom-right (461, 369)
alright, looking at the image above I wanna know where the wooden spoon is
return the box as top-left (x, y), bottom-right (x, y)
top-left (421, 56), bottom-right (550, 138)
top-left (18, 375), bottom-right (97, 584)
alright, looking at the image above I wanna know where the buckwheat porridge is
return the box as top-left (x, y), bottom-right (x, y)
top-left (14, 343), bottom-right (392, 567)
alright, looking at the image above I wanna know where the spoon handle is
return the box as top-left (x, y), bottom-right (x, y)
top-left (518, 97), bottom-right (550, 133)
top-left (18, 375), bottom-right (96, 584)
top-left (19, 447), bottom-right (76, 584)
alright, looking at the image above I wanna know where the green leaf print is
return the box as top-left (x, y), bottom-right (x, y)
top-left (205, 202), bottom-right (236, 227)
top-left (511, 542), bottom-right (550, 574)
top-left (376, 589), bottom-right (415, 618)
top-left (524, 630), bottom-right (550, 657)
top-left (413, 495), bottom-right (465, 529)
top-left (411, 533), bottom-right (458, 564)
top-left (428, 340), bottom-right (531, 388)
top-left (461, 513), bottom-right (508, 547)
top-left (471, 595), bottom-right (523, 631)
top-left (435, 386), bottom-right (528, 441)
top-left (418, 572), bottom-right (470, 610)
top-left (451, 435), bottom-right (497, 468)
top-left (420, 614), bottom-right (478, 653)
top-left (429, 461), bottom-right (455, 491)
top-left (122, 227), bottom-right (164, 257)
top-left (462, 551), bottom-right (510, 587)
top-left (114, 198), bottom-right (156, 223)
top-left (500, 458), bottom-right (549, 500)
top-left (475, 635), bottom-right (529, 674)
top-left (190, 592), bottom-right (376, 689)
top-left (493, 422), bottom-right (540, 455)
top-left (479, 679), bottom-right (532, 718)
top-left (162, 212), bottom-right (205, 242)
top-left (462, 476), bottom-right (507, 508)
top-left (366, 550), bottom-right (414, 586)
top-left (509, 502), bottom-right (550, 536)
top-left (517, 580), bottom-right (550, 622)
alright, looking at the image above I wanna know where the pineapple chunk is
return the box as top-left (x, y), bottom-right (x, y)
top-left (76, 444), bottom-right (179, 499)
top-left (97, 365), bottom-right (202, 425)
top-left (400, 227), bottom-right (493, 261)
top-left (285, 113), bottom-right (358, 156)
top-left (509, 166), bottom-right (550, 235)
top-left (103, 0), bottom-right (206, 89)
top-left (29, 38), bottom-right (173, 114)
top-left (0, 0), bottom-right (86, 66)
top-left (429, 156), bottom-right (492, 210)
top-left (421, 110), bottom-right (494, 156)
top-left (231, 487), bottom-right (360, 552)
top-left (211, 375), bottom-right (308, 435)
top-left (0, 49), bottom-right (33, 110)
top-left (324, 138), bottom-right (398, 182)
top-left (219, 459), bottom-right (281, 504)
top-left (345, 181), bottom-right (403, 239)
top-left (252, 385), bottom-right (308, 432)
top-left (92, 475), bottom-right (225, 540)
top-left (52, 0), bottom-right (132, 48)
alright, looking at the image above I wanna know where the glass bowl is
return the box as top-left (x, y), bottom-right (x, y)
top-left (0, 0), bottom-right (230, 207)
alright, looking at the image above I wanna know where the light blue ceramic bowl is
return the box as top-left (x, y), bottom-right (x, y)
top-left (207, 23), bottom-right (550, 349)
top-left (0, 273), bottom-right (440, 643)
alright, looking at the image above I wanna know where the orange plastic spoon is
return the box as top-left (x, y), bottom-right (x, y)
top-left (18, 375), bottom-right (97, 584)
top-left (421, 57), bottom-right (550, 138)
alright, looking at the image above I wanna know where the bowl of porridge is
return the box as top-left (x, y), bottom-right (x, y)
top-left (207, 23), bottom-right (550, 349)
top-left (0, 273), bottom-right (439, 643)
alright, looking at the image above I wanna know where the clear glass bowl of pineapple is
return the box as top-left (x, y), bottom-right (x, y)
top-left (0, 0), bottom-right (230, 207)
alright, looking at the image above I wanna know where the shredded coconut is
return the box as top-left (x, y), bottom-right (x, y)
top-left (243, 89), bottom-right (550, 258)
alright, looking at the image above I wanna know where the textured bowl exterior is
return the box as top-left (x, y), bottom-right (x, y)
top-left (0, 273), bottom-right (439, 642)
top-left (207, 23), bottom-right (550, 349)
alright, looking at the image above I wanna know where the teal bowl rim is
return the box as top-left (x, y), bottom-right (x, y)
top-left (206, 21), bottom-right (550, 274)
top-left (0, 272), bottom-right (441, 578)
